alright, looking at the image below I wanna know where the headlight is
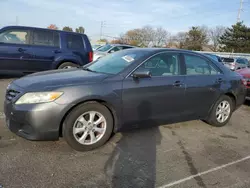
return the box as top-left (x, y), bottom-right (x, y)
top-left (15, 92), bottom-right (63, 104)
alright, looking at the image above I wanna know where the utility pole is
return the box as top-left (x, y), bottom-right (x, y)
top-left (100, 21), bottom-right (106, 40)
top-left (237, 0), bottom-right (243, 22)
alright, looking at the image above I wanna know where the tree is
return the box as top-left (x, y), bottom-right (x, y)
top-left (208, 26), bottom-right (225, 51)
top-left (173, 32), bottom-right (187, 49)
top-left (47, 24), bottom-right (58, 30)
top-left (75, 26), bottom-right (85, 34)
top-left (97, 38), bottom-right (108, 43)
top-left (154, 27), bottom-right (169, 47)
top-left (184, 26), bottom-right (208, 51)
top-left (121, 26), bottom-right (169, 47)
top-left (219, 22), bottom-right (250, 53)
top-left (110, 39), bottom-right (125, 44)
top-left (62, 26), bottom-right (73, 32)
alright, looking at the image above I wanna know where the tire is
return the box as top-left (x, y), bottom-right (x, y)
top-left (206, 95), bottom-right (234, 127)
top-left (58, 62), bottom-right (78, 69)
top-left (63, 102), bottom-right (113, 151)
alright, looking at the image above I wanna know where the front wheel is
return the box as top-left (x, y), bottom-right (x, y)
top-left (206, 95), bottom-right (233, 127)
top-left (63, 102), bottom-right (114, 151)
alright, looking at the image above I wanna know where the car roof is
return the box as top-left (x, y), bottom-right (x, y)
top-left (120, 48), bottom-right (215, 56)
top-left (1, 25), bottom-right (86, 35)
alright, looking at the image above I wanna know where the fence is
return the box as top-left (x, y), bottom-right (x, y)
top-left (195, 51), bottom-right (250, 61)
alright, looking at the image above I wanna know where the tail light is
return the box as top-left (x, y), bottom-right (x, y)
top-left (89, 51), bottom-right (93, 62)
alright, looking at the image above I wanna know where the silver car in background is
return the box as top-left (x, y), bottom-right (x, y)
top-left (93, 44), bottom-right (135, 61)
top-left (222, 57), bottom-right (249, 71)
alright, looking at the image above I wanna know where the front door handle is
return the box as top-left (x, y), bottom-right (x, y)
top-left (18, 48), bottom-right (26, 52)
top-left (173, 80), bottom-right (182, 87)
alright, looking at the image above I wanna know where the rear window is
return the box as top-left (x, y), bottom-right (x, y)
top-left (66, 34), bottom-right (84, 49)
top-left (222, 58), bottom-right (234, 63)
top-left (32, 30), bottom-right (59, 47)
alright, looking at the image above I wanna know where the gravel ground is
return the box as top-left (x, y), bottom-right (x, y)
top-left (1, 77), bottom-right (250, 188)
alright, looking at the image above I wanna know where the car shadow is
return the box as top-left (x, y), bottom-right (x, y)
top-left (0, 73), bottom-right (23, 80)
top-left (104, 101), bottom-right (162, 188)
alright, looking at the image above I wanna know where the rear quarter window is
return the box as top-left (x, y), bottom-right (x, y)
top-left (66, 34), bottom-right (84, 49)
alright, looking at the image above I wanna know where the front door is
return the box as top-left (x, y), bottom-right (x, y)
top-left (0, 28), bottom-right (33, 73)
top-left (182, 53), bottom-right (223, 118)
top-left (122, 52), bottom-right (186, 128)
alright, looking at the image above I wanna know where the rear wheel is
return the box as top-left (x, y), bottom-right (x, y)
top-left (58, 62), bottom-right (78, 69)
top-left (206, 95), bottom-right (233, 127)
top-left (63, 102), bottom-right (113, 151)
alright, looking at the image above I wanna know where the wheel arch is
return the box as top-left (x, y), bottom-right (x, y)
top-left (59, 99), bottom-right (118, 137)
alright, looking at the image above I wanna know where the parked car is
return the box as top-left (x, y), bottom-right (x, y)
top-left (222, 57), bottom-right (249, 71)
top-left (93, 44), bottom-right (135, 61)
top-left (0, 26), bottom-right (93, 74)
top-left (92, 44), bottom-right (102, 51)
top-left (4, 48), bottom-right (246, 151)
top-left (203, 53), bottom-right (223, 64)
top-left (236, 68), bottom-right (250, 100)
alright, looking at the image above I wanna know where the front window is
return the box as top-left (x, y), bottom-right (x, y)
top-left (0, 29), bottom-right (30, 44)
top-left (97, 44), bottom-right (112, 52)
top-left (86, 50), bottom-right (147, 74)
top-left (136, 53), bottom-right (180, 76)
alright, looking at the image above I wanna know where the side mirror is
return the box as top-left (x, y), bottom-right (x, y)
top-left (109, 50), bottom-right (115, 53)
top-left (132, 71), bottom-right (151, 78)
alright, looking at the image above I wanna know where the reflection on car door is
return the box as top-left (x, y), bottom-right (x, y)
top-left (183, 53), bottom-right (223, 119)
top-left (122, 52), bottom-right (186, 128)
top-left (0, 28), bottom-right (33, 72)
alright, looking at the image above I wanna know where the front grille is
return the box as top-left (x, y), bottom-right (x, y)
top-left (6, 89), bottom-right (20, 101)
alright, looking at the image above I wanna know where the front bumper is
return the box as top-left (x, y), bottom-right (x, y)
top-left (4, 100), bottom-right (68, 141)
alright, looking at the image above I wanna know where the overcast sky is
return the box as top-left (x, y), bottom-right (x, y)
top-left (0, 0), bottom-right (249, 41)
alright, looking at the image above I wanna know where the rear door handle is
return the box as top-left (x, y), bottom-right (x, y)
top-left (53, 50), bottom-right (62, 54)
top-left (173, 80), bottom-right (182, 87)
top-left (18, 48), bottom-right (26, 52)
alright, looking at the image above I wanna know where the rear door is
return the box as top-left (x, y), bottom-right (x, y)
top-left (0, 28), bottom-right (33, 72)
top-left (183, 53), bottom-right (223, 118)
top-left (27, 29), bottom-right (60, 72)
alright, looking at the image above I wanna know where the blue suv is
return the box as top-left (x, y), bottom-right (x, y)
top-left (0, 26), bottom-right (93, 74)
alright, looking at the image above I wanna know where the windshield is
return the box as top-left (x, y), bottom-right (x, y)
top-left (86, 50), bottom-right (147, 74)
top-left (97, 44), bottom-right (113, 52)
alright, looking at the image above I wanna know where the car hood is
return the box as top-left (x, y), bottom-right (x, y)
top-left (236, 68), bottom-right (250, 78)
top-left (12, 68), bottom-right (109, 90)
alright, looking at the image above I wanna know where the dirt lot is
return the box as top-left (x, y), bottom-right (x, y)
top-left (1, 77), bottom-right (250, 188)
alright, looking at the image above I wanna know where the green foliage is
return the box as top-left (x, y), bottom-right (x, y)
top-left (219, 22), bottom-right (250, 53)
top-left (184, 27), bottom-right (208, 51)
top-left (62, 26), bottom-right (73, 32)
top-left (75, 26), bottom-right (85, 34)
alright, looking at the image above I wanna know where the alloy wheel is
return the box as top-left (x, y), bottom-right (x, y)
top-left (73, 111), bottom-right (107, 145)
top-left (216, 100), bottom-right (231, 123)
